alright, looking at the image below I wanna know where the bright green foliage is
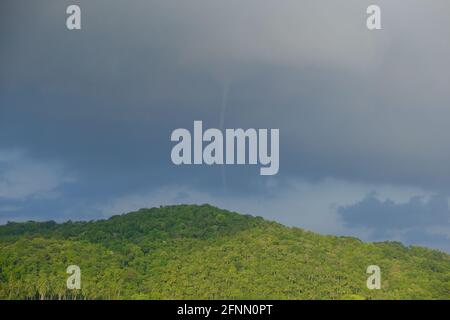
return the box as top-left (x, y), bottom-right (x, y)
top-left (0, 204), bottom-right (449, 299)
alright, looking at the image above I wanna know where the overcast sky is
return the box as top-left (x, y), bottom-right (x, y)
top-left (1, 0), bottom-right (450, 252)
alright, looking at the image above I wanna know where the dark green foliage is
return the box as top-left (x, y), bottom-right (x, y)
top-left (0, 204), bottom-right (449, 299)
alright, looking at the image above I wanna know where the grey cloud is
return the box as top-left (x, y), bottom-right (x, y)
top-left (338, 193), bottom-right (450, 234)
top-left (0, 149), bottom-right (75, 200)
top-left (337, 193), bottom-right (450, 251)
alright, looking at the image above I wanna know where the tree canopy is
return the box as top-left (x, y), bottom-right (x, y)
top-left (0, 204), bottom-right (448, 299)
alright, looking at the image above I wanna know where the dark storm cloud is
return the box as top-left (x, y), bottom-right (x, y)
top-left (2, 0), bottom-right (450, 190)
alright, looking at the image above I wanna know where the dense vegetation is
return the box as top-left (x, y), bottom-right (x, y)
top-left (0, 204), bottom-right (449, 299)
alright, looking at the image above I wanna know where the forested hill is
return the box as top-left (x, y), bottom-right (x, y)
top-left (0, 204), bottom-right (449, 299)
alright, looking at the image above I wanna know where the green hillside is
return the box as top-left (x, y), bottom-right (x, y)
top-left (0, 204), bottom-right (449, 299)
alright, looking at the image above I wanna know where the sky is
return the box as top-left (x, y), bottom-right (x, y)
top-left (1, 0), bottom-right (450, 252)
